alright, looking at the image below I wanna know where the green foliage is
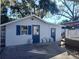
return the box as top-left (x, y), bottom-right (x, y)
top-left (39, 0), bottom-right (59, 17)
top-left (1, 1), bottom-right (9, 24)
top-left (60, 20), bottom-right (70, 24)
top-left (1, 15), bottom-right (9, 24)
top-left (1, 0), bottom-right (59, 24)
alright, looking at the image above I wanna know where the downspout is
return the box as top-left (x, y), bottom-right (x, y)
top-left (0, 14), bottom-right (2, 54)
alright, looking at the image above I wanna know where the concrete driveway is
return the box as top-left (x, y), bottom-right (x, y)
top-left (0, 43), bottom-right (78, 59)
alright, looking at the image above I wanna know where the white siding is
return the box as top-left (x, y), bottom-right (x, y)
top-left (6, 17), bottom-right (62, 46)
top-left (66, 29), bottom-right (79, 39)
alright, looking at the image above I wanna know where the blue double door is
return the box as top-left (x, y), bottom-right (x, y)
top-left (32, 25), bottom-right (40, 44)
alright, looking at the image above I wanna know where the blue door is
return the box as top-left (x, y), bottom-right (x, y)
top-left (32, 25), bottom-right (40, 43)
top-left (51, 28), bottom-right (56, 42)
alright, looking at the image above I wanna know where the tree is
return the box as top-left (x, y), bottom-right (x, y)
top-left (10, 0), bottom-right (28, 18)
top-left (1, 0), bottom-right (10, 24)
top-left (10, 0), bottom-right (59, 18)
top-left (60, 19), bottom-right (69, 24)
top-left (39, 0), bottom-right (59, 18)
top-left (57, 0), bottom-right (79, 22)
top-left (1, 14), bottom-right (9, 24)
top-left (8, 0), bottom-right (37, 18)
top-left (1, 0), bottom-right (59, 24)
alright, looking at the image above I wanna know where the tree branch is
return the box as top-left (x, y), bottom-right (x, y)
top-left (72, 2), bottom-right (75, 19)
top-left (61, 0), bottom-right (73, 16)
top-left (74, 3), bottom-right (79, 17)
top-left (62, 10), bottom-right (72, 17)
top-left (57, 13), bottom-right (71, 19)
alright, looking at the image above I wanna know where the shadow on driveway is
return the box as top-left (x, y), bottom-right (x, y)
top-left (0, 43), bottom-right (66, 59)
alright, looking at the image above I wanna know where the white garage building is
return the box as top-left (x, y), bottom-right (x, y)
top-left (0, 15), bottom-right (62, 47)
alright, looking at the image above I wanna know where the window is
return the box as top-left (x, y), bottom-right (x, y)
top-left (20, 26), bottom-right (27, 35)
top-left (33, 26), bottom-right (39, 35)
top-left (16, 25), bottom-right (32, 35)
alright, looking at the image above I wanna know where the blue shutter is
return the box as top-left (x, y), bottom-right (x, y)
top-left (26, 26), bottom-right (27, 34)
top-left (16, 25), bottom-right (20, 35)
top-left (28, 26), bottom-right (31, 34)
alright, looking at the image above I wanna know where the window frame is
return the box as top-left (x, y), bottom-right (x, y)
top-left (20, 25), bottom-right (28, 35)
top-left (16, 25), bottom-right (32, 35)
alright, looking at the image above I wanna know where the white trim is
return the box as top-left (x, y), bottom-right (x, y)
top-left (0, 15), bottom-right (61, 27)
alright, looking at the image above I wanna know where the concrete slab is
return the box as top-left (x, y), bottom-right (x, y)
top-left (0, 43), bottom-right (78, 59)
top-left (50, 52), bottom-right (77, 59)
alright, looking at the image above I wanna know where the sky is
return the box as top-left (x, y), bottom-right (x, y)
top-left (35, 0), bottom-right (72, 24)
top-left (43, 0), bottom-right (68, 24)
top-left (32, 0), bottom-right (67, 24)
top-left (43, 0), bottom-right (79, 24)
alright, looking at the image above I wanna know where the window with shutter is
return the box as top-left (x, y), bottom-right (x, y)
top-left (20, 26), bottom-right (27, 35)
top-left (16, 25), bottom-right (32, 35)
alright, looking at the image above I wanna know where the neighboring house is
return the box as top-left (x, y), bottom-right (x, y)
top-left (0, 15), bottom-right (62, 47)
top-left (62, 21), bottom-right (79, 50)
top-left (63, 21), bottom-right (79, 39)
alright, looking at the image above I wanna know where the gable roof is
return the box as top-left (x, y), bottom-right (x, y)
top-left (63, 21), bottom-right (79, 26)
top-left (0, 15), bottom-right (61, 27)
